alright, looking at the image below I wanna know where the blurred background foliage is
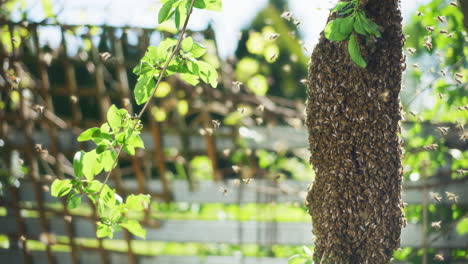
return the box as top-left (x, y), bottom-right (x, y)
top-left (0, 0), bottom-right (467, 263)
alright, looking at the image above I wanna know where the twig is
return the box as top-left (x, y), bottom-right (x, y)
top-left (93, 0), bottom-right (197, 197)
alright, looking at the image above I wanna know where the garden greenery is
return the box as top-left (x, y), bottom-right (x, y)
top-left (324, 0), bottom-right (381, 68)
top-left (50, 0), bottom-right (221, 239)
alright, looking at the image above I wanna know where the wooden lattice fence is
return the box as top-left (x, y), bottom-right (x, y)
top-left (0, 21), bottom-right (467, 264)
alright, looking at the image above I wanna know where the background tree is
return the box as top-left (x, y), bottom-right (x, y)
top-left (305, 0), bottom-right (405, 263)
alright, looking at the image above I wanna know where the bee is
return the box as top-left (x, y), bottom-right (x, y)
top-left (99, 52), bottom-right (112, 62)
top-left (431, 221), bottom-right (442, 230)
top-left (407, 48), bottom-right (416, 55)
top-left (445, 191), bottom-right (458, 203)
top-left (439, 30), bottom-right (448, 34)
top-left (281, 11), bottom-right (292, 21)
top-left (449, 2), bottom-right (458, 6)
top-left (434, 254), bottom-right (444, 261)
top-left (416, 11), bottom-right (423, 16)
top-left (211, 119), bottom-right (220, 129)
top-left (437, 127), bottom-right (449, 135)
top-left (436, 16), bottom-right (446, 23)
top-left (242, 178), bottom-right (253, 184)
top-left (269, 33), bottom-right (280, 40)
top-left (426, 26), bottom-right (435, 32)
top-left (220, 187), bottom-right (228, 196)
top-left (431, 192), bottom-right (442, 203)
top-left (256, 105), bottom-right (265, 112)
top-left (232, 165), bottom-right (240, 173)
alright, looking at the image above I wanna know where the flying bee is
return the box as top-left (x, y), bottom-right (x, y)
top-left (416, 11), bottom-right (423, 16)
top-left (211, 119), bottom-right (220, 129)
top-left (242, 178), bottom-right (253, 184)
top-left (407, 48), bottom-right (416, 55)
top-left (232, 165), bottom-right (240, 173)
top-left (431, 221), bottom-right (442, 230)
top-left (437, 127), bottom-right (449, 136)
top-left (436, 16), bottom-right (446, 23)
top-left (426, 26), bottom-right (435, 32)
top-left (450, 2), bottom-right (458, 6)
top-left (431, 192), bottom-right (442, 203)
top-left (269, 33), bottom-right (280, 40)
top-left (220, 187), bottom-right (228, 196)
top-left (99, 52), bottom-right (112, 62)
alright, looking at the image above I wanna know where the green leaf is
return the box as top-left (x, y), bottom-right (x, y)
top-left (126, 194), bottom-right (150, 211)
top-left (96, 144), bottom-right (108, 154)
top-left (67, 194), bottom-right (82, 209)
top-left (51, 179), bottom-right (72, 197)
top-left (82, 150), bottom-right (104, 180)
top-left (157, 38), bottom-right (178, 62)
top-left (73, 151), bottom-right (85, 178)
top-left (123, 145), bottom-right (136, 156)
top-left (195, 61), bottom-right (218, 87)
top-left (361, 13), bottom-right (381, 37)
top-left (194, 0), bottom-right (222, 11)
top-left (247, 74), bottom-right (268, 96)
top-left (180, 73), bottom-right (200, 86)
top-left (127, 135), bottom-right (145, 149)
top-left (190, 43), bottom-right (206, 58)
top-left (331, 2), bottom-right (349, 13)
top-left (457, 217), bottom-right (468, 235)
top-left (107, 105), bottom-right (121, 131)
top-left (181, 37), bottom-right (194, 52)
top-left (120, 220), bottom-right (146, 239)
top-left (324, 18), bottom-right (350, 41)
top-left (158, 0), bottom-right (176, 24)
top-left (353, 14), bottom-right (367, 35)
top-left (97, 222), bottom-right (113, 239)
top-left (134, 76), bottom-right (156, 105)
top-left (340, 15), bottom-right (355, 37)
top-left (77, 127), bottom-right (99, 142)
top-left (348, 34), bottom-right (367, 68)
top-left (101, 150), bottom-right (117, 172)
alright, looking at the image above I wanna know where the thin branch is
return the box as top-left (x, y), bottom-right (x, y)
top-left (93, 0), bottom-right (197, 197)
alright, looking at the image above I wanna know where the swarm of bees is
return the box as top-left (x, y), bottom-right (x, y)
top-left (304, 1), bottom-right (405, 263)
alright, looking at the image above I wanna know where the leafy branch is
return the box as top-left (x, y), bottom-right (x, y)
top-left (324, 0), bottom-right (381, 68)
top-left (50, 0), bottom-right (221, 239)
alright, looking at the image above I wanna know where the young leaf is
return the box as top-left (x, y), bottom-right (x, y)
top-left (331, 1), bottom-right (349, 13)
top-left (190, 43), bottom-right (206, 58)
top-left (324, 18), bottom-right (350, 41)
top-left (353, 14), bottom-right (367, 35)
top-left (73, 151), bottom-right (85, 178)
top-left (67, 194), bottom-right (82, 209)
top-left (195, 61), bottom-right (218, 87)
top-left (96, 144), bottom-right (108, 154)
top-left (134, 76), bottom-right (156, 105)
top-left (348, 34), bottom-right (367, 68)
top-left (82, 150), bottom-right (104, 180)
top-left (339, 15), bottom-right (355, 36)
top-left (181, 37), bottom-right (194, 52)
top-left (97, 222), bottom-right (113, 239)
top-left (127, 135), bottom-right (145, 149)
top-left (158, 0), bottom-right (176, 24)
top-left (123, 145), bottom-right (136, 156)
top-left (107, 105), bottom-right (121, 131)
top-left (77, 127), bottom-right (99, 142)
top-left (194, 0), bottom-right (222, 11)
top-left (362, 13), bottom-right (381, 37)
top-left (120, 220), bottom-right (146, 239)
top-left (101, 150), bottom-right (117, 172)
top-left (126, 194), bottom-right (150, 211)
top-left (51, 179), bottom-right (73, 197)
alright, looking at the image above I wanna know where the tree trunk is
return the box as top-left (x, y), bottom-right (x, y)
top-left (305, 1), bottom-right (405, 263)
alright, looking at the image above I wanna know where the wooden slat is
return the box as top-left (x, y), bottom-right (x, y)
top-left (2, 249), bottom-right (468, 264)
top-left (5, 124), bottom-right (466, 153)
top-left (0, 216), bottom-right (466, 248)
top-left (3, 178), bottom-right (467, 205)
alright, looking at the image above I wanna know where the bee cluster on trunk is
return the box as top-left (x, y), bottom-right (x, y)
top-left (305, 0), bottom-right (406, 263)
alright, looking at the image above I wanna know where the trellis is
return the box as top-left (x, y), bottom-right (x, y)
top-left (0, 20), bottom-right (467, 264)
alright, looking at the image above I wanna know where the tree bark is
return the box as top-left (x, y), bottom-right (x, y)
top-left (305, 1), bottom-right (405, 263)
